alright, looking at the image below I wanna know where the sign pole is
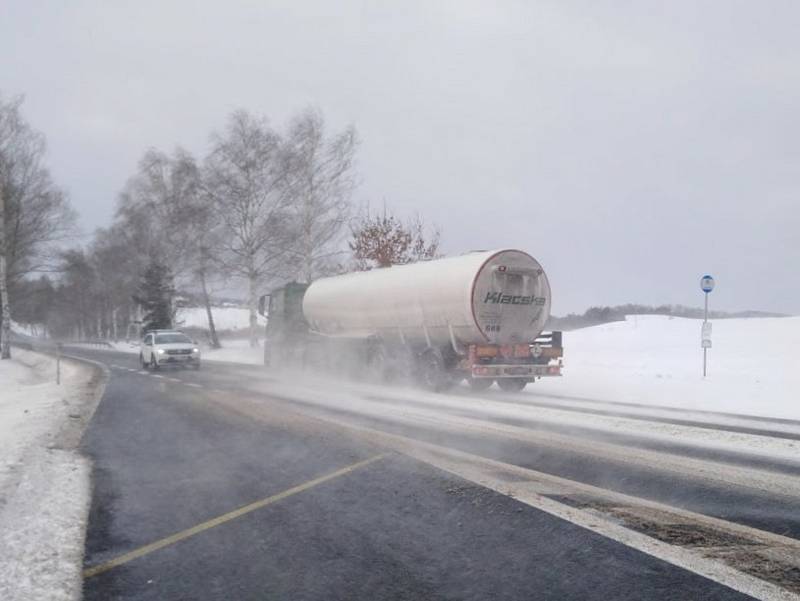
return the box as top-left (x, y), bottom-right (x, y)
top-left (700, 275), bottom-right (715, 378)
top-left (703, 293), bottom-right (708, 378)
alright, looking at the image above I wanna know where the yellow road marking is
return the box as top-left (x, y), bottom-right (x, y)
top-left (83, 454), bottom-right (384, 579)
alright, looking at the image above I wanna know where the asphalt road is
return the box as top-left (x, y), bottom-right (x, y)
top-left (69, 347), bottom-right (798, 600)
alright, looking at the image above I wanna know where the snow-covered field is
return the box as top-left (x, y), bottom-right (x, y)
top-left (0, 351), bottom-right (98, 601)
top-left (533, 315), bottom-right (800, 420)
top-left (175, 306), bottom-right (266, 331)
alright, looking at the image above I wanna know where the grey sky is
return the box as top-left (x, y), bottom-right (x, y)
top-left (2, 0), bottom-right (798, 315)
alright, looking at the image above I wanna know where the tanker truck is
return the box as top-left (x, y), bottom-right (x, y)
top-left (259, 249), bottom-right (563, 392)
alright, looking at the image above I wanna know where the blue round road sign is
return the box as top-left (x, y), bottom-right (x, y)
top-left (701, 275), bottom-right (715, 293)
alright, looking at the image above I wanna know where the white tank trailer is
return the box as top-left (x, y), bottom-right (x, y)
top-left (261, 249), bottom-right (563, 392)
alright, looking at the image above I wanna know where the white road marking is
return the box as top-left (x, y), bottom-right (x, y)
top-left (138, 371), bottom-right (149, 375)
top-left (236, 402), bottom-right (799, 601)
top-left (167, 377), bottom-right (181, 383)
top-left (423, 448), bottom-right (800, 601)
top-left (152, 374), bottom-right (165, 379)
top-left (184, 382), bottom-right (202, 388)
top-left (250, 383), bottom-right (800, 499)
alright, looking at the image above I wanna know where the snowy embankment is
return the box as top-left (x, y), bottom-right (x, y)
top-left (86, 337), bottom-right (265, 365)
top-left (67, 305), bottom-right (266, 363)
top-left (534, 315), bottom-right (800, 421)
top-left (0, 351), bottom-right (103, 601)
top-left (175, 306), bottom-right (266, 332)
top-left (200, 338), bottom-right (264, 364)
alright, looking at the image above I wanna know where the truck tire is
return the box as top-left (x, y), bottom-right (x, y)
top-left (366, 344), bottom-right (389, 383)
top-left (497, 377), bottom-right (527, 392)
top-left (467, 377), bottom-right (493, 391)
top-left (418, 348), bottom-right (452, 392)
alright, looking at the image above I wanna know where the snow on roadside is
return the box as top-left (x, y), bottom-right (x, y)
top-left (0, 350), bottom-right (100, 601)
top-left (68, 338), bottom-right (265, 365)
top-left (533, 315), bottom-right (800, 421)
top-left (230, 367), bottom-right (800, 469)
top-left (201, 337), bottom-right (263, 365)
top-left (175, 306), bottom-right (266, 331)
top-left (67, 341), bottom-right (139, 355)
top-left (10, 320), bottom-right (43, 337)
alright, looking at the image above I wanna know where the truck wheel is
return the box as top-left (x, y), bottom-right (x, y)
top-left (497, 378), bottom-right (527, 392)
top-left (418, 349), bottom-right (452, 392)
top-left (366, 346), bottom-right (389, 383)
top-left (467, 377), bottom-right (493, 391)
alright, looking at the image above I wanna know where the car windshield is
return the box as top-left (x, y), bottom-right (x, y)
top-left (155, 334), bottom-right (192, 344)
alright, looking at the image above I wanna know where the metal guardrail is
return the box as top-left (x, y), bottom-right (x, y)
top-left (67, 339), bottom-right (114, 348)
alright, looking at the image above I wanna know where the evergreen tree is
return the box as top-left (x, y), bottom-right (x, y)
top-left (133, 260), bottom-right (175, 332)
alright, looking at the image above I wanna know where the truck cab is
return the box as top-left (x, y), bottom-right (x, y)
top-left (259, 282), bottom-right (309, 366)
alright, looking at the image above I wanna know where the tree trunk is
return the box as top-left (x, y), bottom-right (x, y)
top-left (200, 268), bottom-right (221, 349)
top-left (0, 187), bottom-right (11, 359)
top-left (303, 211), bottom-right (313, 284)
top-left (248, 273), bottom-right (259, 348)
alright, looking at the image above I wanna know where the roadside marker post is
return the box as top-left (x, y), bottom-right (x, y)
top-left (700, 275), bottom-right (715, 377)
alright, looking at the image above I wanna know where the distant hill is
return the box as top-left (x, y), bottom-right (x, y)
top-left (547, 304), bottom-right (789, 331)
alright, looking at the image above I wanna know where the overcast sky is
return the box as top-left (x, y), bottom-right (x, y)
top-left (2, 0), bottom-right (798, 315)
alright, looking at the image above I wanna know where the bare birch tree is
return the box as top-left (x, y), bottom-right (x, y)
top-left (204, 110), bottom-right (292, 347)
top-left (282, 109), bottom-right (358, 282)
top-left (0, 94), bottom-right (74, 358)
top-left (117, 148), bottom-right (224, 345)
top-left (0, 184), bottom-right (9, 357)
top-left (116, 148), bottom-right (198, 270)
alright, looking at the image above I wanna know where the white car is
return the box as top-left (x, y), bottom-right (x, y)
top-left (140, 330), bottom-right (201, 370)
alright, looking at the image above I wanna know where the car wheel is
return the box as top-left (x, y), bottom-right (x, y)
top-left (140, 353), bottom-right (147, 369)
top-left (417, 348), bottom-right (453, 392)
top-left (150, 355), bottom-right (160, 371)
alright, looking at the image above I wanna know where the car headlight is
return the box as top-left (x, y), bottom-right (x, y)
top-left (192, 348), bottom-right (199, 353)
top-left (157, 349), bottom-right (165, 354)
